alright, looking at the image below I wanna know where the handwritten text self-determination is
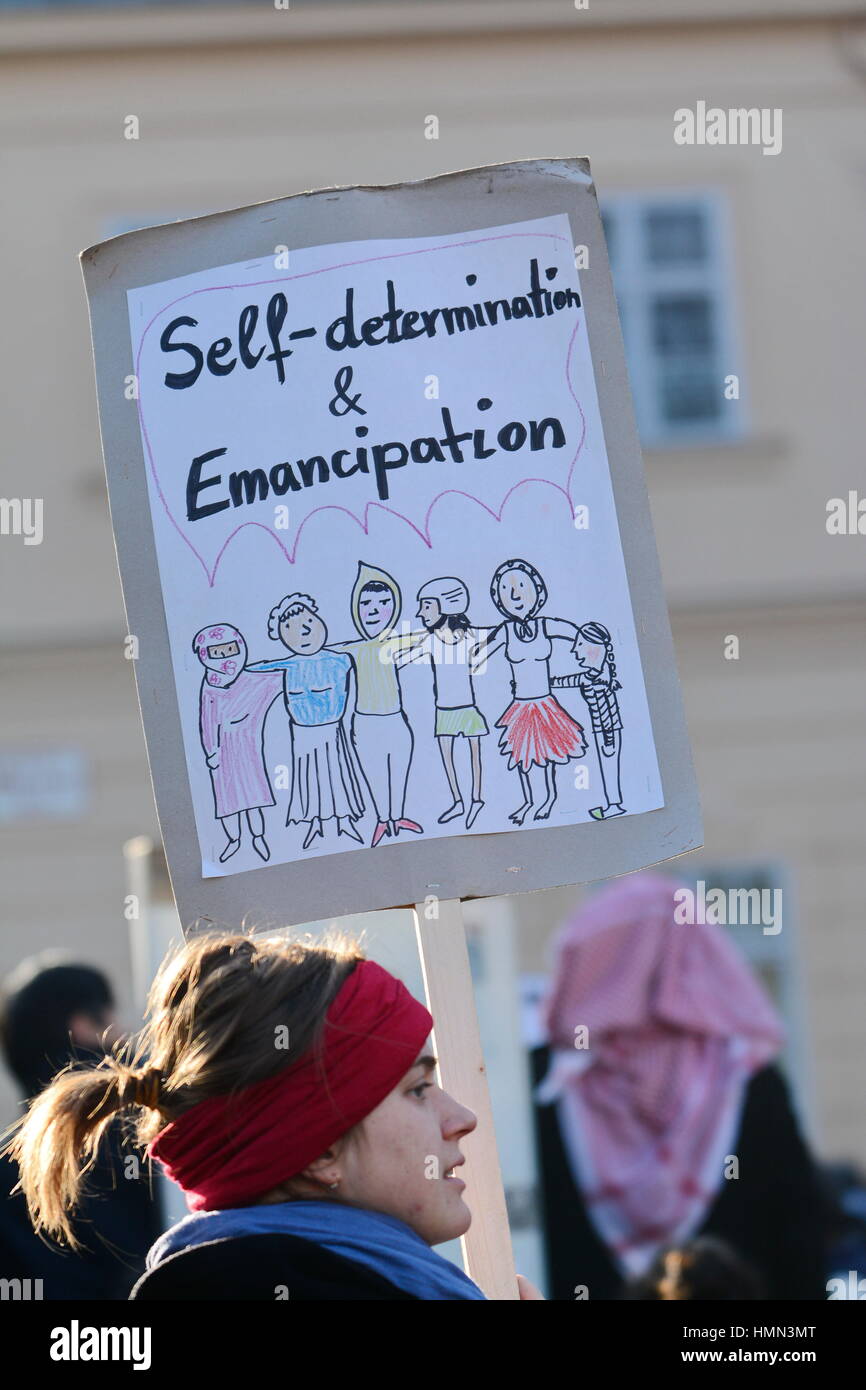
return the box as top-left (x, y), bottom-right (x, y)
top-left (153, 257), bottom-right (580, 511)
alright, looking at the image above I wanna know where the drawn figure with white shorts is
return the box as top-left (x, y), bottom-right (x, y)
top-left (247, 595), bottom-right (365, 851)
top-left (395, 577), bottom-right (488, 831)
top-left (192, 623), bottom-right (283, 864)
top-left (553, 621), bottom-right (625, 820)
top-left (473, 558), bottom-right (587, 824)
top-left (331, 561), bottom-right (426, 849)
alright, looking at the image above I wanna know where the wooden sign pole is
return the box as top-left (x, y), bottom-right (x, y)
top-left (414, 897), bottom-right (519, 1301)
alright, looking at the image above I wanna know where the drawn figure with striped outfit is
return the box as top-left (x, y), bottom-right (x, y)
top-left (394, 577), bottom-right (489, 831)
top-left (331, 561), bottom-right (426, 849)
top-left (472, 558), bottom-right (587, 825)
top-left (553, 621), bottom-right (625, 820)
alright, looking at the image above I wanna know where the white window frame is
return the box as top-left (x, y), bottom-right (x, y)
top-left (600, 187), bottom-right (747, 450)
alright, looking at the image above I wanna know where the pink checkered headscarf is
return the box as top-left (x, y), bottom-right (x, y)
top-left (539, 871), bottom-right (784, 1277)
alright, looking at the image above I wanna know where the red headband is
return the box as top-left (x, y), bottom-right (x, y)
top-left (147, 959), bottom-right (433, 1212)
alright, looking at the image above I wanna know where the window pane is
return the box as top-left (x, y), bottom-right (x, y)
top-left (658, 365), bottom-right (721, 423)
top-left (644, 207), bottom-right (707, 265)
top-left (652, 294), bottom-right (714, 354)
top-left (651, 294), bottom-right (720, 424)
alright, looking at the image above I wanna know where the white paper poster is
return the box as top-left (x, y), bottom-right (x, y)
top-left (126, 212), bottom-right (663, 878)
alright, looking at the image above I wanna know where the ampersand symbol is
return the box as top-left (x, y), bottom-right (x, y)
top-left (328, 365), bottom-right (366, 417)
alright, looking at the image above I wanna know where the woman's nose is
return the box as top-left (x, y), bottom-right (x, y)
top-left (442, 1093), bottom-right (478, 1139)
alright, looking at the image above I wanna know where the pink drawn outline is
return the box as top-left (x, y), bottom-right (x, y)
top-left (133, 230), bottom-right (587, 587)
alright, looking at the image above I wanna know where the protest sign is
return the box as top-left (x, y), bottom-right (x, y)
top-left (81, 158), bottom-right (701, 931)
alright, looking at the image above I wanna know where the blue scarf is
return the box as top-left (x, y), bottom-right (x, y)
top-left (148, 1201), bottom-right (486, 1301)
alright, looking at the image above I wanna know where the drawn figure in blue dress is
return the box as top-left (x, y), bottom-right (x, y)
top-left (247, 594), bottom-right (365, 850)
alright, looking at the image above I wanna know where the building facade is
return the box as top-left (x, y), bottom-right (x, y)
top-left (1, 1), bottom-right (864, 1169)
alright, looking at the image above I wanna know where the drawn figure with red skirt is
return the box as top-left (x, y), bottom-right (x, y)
top-left (193, 624), bottom-right (284, 864)
top-left (472, 559), bottom-right (587, 824)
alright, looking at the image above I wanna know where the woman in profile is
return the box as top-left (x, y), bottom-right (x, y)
top-left (6, 931), bottom-right (541, 1301)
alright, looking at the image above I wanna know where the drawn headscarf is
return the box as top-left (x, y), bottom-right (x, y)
top-left (193, 624), bottom-right (248, 689)
top-left (490, 558), bottom-right (548, 640)
top-left (350, 562), bottom-right (402, 640)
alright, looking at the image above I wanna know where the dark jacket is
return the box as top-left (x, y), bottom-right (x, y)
top-left (131, 1233), bottom-right (420, 1300)
top-left (0, 1123), bottom-right (162, 1300)
top-left (530, 1048), bottom-right (828, 1300)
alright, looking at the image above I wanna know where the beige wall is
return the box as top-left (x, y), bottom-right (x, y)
top-left (2, 15), bottom-right (865, 645)
top-left (1, 7), bottom-right (864, 1157)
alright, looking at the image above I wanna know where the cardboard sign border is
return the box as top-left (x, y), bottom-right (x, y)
top-left (81, 156), bottom-right (702, 931)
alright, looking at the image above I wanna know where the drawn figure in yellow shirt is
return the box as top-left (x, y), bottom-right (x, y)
top-left (332, 562), bottom-right (426, 848)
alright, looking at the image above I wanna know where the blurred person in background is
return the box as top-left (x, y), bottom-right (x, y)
top-left (623, 1236), bottom-right (764, 1300)
top-left (530, 872), bottom-right (827, 1300)
top-left (0, 953), bottom-right (162, 1299)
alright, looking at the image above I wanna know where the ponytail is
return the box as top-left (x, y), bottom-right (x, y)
top-left (605, 651), bottom-right (622, 692)
top-left (4, 1055), bottom-right (161, 1248)
top-left (578, 621), bottom-right (621, 691)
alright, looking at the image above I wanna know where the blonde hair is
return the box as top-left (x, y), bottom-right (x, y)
top-left (3, 928), bottom-right (364, 1248)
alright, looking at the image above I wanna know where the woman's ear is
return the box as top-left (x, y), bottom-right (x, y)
top-left (299, 1146), bottom-right (341, 1187)
top-left (256, 1145), bottom-right (344, 1204)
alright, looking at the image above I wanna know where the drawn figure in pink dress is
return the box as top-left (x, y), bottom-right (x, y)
top-left (471, 559), bottom-right (587, 824)
top-left (193, 624), bottom-right (283, 864)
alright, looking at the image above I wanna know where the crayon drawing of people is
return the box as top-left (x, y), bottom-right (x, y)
top-left (473, 559), bottom-right (587, 824)
top-left (554, 622), bottom-right (625, 820)
top-left (331, 562), bottom-right (426, 848)
top-left (247, 595), bottom-right (364, 851)
top-left (193, 624), bottom-right (284, 864)
top-left (395, 577), bottom-right (488, 830)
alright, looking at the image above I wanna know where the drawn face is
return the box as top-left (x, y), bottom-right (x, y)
top-left (207, 640), bottom-right (240, 661)
top-left (358, 587), bottom-right (395, 638)
top-left (417, 597), bottom-right (442, 630)
top-left (336, 1037), bottom-right (477, 1246)
top-left (279, 607), bottom-right (327, 655)
top-left (194, 625), bottom-right (248, 684)
top-left (575, 635), bottom-right (605, 672)
top-left (497, 568), bottom-right (539, 620)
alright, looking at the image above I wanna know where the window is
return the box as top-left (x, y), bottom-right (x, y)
top-left (600, 190), bottom-right (746, 448)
